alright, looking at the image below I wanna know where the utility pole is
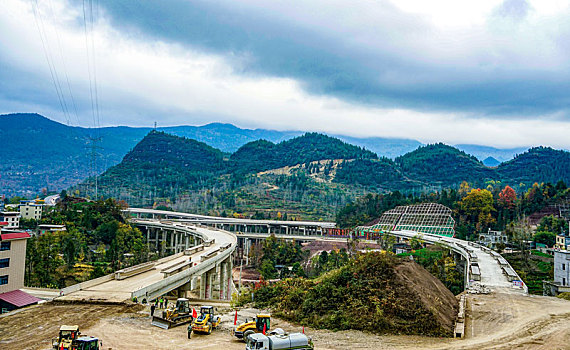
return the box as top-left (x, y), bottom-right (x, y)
top-left (88, 136), bottom-right (103, 199)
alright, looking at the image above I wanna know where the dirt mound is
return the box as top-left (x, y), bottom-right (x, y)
top-left (249, 252), bottom-right (458, 337)
top-left (395, 261), bottom-right (458, 332)
top-left (0, 302), bottom-right (141, 350)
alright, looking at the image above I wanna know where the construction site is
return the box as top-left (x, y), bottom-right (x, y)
top-left (1, 293), bottom-right (570, 350)
top-left (2, 206), bottom-right (570, 349)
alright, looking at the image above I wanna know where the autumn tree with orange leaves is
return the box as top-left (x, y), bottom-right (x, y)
top-left (498, 185), bottom-right (517, 209)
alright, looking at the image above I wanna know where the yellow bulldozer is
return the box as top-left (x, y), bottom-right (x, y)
top-left (52, 325), bottom-right (101, 350)
top-left (189, 306), bottom-right (221, 337)
top-left (233, 314), bottom-right (271, 341)
top-left (151, 298), bottom-right (194, 329)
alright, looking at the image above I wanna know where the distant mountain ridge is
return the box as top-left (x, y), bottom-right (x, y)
top-left (86, 132), bottom-right (570, 218)
top-left (0, 112), bottom-right (564, 196)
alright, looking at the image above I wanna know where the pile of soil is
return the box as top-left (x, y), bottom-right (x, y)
top-left (395, 261), bottom-right (458, 332)
top-left (251, 252), bottom-right (458, 337)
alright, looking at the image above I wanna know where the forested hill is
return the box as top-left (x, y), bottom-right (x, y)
top-left (395, 143), bottom-right (495, 187)
top-left (81, 131), bottom-right (570, 221)
top-left (97, 132), bottom-right (228, 201)
top-left (88, 131), bottom-right (382, 214)
top-left (121, 131), bottom-right (225, 171)
top-left (497, 147), bottom-right (570, 185)
top-left (230, 133), bottom-right (377, 173)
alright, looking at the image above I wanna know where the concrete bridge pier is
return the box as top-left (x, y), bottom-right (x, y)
top-left (200, 271), bottom-right (209, 299)
top-left (219, 257), bottom-right (233, 300)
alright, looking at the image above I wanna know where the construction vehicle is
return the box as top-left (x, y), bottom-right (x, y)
top-left (233, 314), bottom-right (271, 340)
top-left (52, 325), bottom-right (79, 349)
top-left (151, 298), bottom-right (194, 329)
top-left (72, 336), bottom-right (101, 350)
top-left (190, 306), bottom-right (221, 335)
top-left (245, 332), bottom-right (313, 350)
top-left (52, 326), bottom-right (101, 350)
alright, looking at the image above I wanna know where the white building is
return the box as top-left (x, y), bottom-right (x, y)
top-left (0, 212), bottom-right (20, 229)
top-left (544, 250), bottom-right (570, 296)
top-left (478, 228), bottom-right (508, 248)
top-left (19, 201), bottom-right (43, 221)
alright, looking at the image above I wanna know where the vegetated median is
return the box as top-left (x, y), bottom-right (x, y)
top-left (235, 251), bottom-right (458, 337)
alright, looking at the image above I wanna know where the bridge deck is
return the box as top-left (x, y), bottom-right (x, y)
top-left (59, 224), bottom-right (235, 302)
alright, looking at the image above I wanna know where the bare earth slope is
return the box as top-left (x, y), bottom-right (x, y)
top-left (1, 293), bottom-right (570, 349)
top-left (395, 261), bottom-right (458, 333)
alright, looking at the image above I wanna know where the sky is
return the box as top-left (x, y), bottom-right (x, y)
top-left (1, 0), bottom-right (570, 148)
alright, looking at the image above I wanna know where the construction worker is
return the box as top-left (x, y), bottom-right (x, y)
top-left (159, 297), bottom-right (164, 308)
top-left (150, 302), bottom-right (156, 317)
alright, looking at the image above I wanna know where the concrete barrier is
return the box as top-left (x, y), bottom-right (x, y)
top-left (200, 248), bottom-right (220, 262)
top-left (115, 261), bottom-right (155, 280)
top-left (497, 257), bottom-right (509, 266)
top-left (502, 265), bottom-right (518, 281)
top-left (454, 295), bottom-right (466, 338)
top-left (131, 241), bottom-right (235, 301)
top-left (161, 258), bottom-right (192, 277)
top-left (470, 265), bottom-right (481, 281)
top-left (184, 244), bottom-right (204, 256)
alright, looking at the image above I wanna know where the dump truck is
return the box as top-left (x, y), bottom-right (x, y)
top-left (233, 314), bottom-right (271, 340)
top-left (52, 326), bottom-right (101, 350)
top-left (190, 306), bottom-right (221, 335)
top-left (151, 298), bottom-right (194, 329)
top-left (246, 332), bottom-right (313, 350)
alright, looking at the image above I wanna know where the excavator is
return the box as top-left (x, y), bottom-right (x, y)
top-left (52, 325), bottom-right (101, 350)
top-left (233, 314), bottom-right (271, 341)
top-left (151, 298), bottom-right (194, 329)
top-left (189, 306), bottom-right (221, 335)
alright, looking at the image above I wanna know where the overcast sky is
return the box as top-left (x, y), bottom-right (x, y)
top-left (2, 0), bottom-right (570, 148)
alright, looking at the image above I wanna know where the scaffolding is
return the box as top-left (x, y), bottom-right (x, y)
top-left (366, 203), bottom-right (455, 237)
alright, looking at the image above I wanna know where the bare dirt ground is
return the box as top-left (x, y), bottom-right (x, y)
top-left (1, 293), bottom-right (570, 350)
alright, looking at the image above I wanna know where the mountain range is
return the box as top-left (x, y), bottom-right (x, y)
top-left (78, 131), bottom-right (570, 220)
top-left (0, 113), bottom-right (565, 197)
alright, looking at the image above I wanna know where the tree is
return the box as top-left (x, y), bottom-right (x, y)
top-left (410, 235), bottom-right (424, 250)
top-left (507, 219), bottom-right (533, 266)
top-left (291, 262), bottom-right (306, 277)
top-left (260, 259), bottom-right (277, 279)
top-left (458, 181), bottom-right (471, 198)
top-left (459, 189), bottom-right (496, 231)
top-left (534, 232), bottom-right (556, 247)
top-left (538, 215), bottom-right (568, 235)
top-left (498, 185), bottom-right (517, 209)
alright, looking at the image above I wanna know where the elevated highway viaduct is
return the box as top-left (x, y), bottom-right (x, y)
top-left (59, 220), bottom-right (236, 303)
top-left (59, 207), bottom-right (525, 303)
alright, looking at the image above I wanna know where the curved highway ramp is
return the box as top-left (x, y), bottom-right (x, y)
top-left (58, 221), bottom-right (236, 303)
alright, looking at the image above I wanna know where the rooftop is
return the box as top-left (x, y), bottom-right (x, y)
top-left (0, 289), bottom-right (41, 308)
top-left (0, 231), bottom-right (31, 241)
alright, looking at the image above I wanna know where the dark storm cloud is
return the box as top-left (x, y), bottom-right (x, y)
top-left (70, 0), bottom-right (570, 119)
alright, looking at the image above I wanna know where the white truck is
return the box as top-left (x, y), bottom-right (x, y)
top-left (246, 332), bottom-right (313, 350)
